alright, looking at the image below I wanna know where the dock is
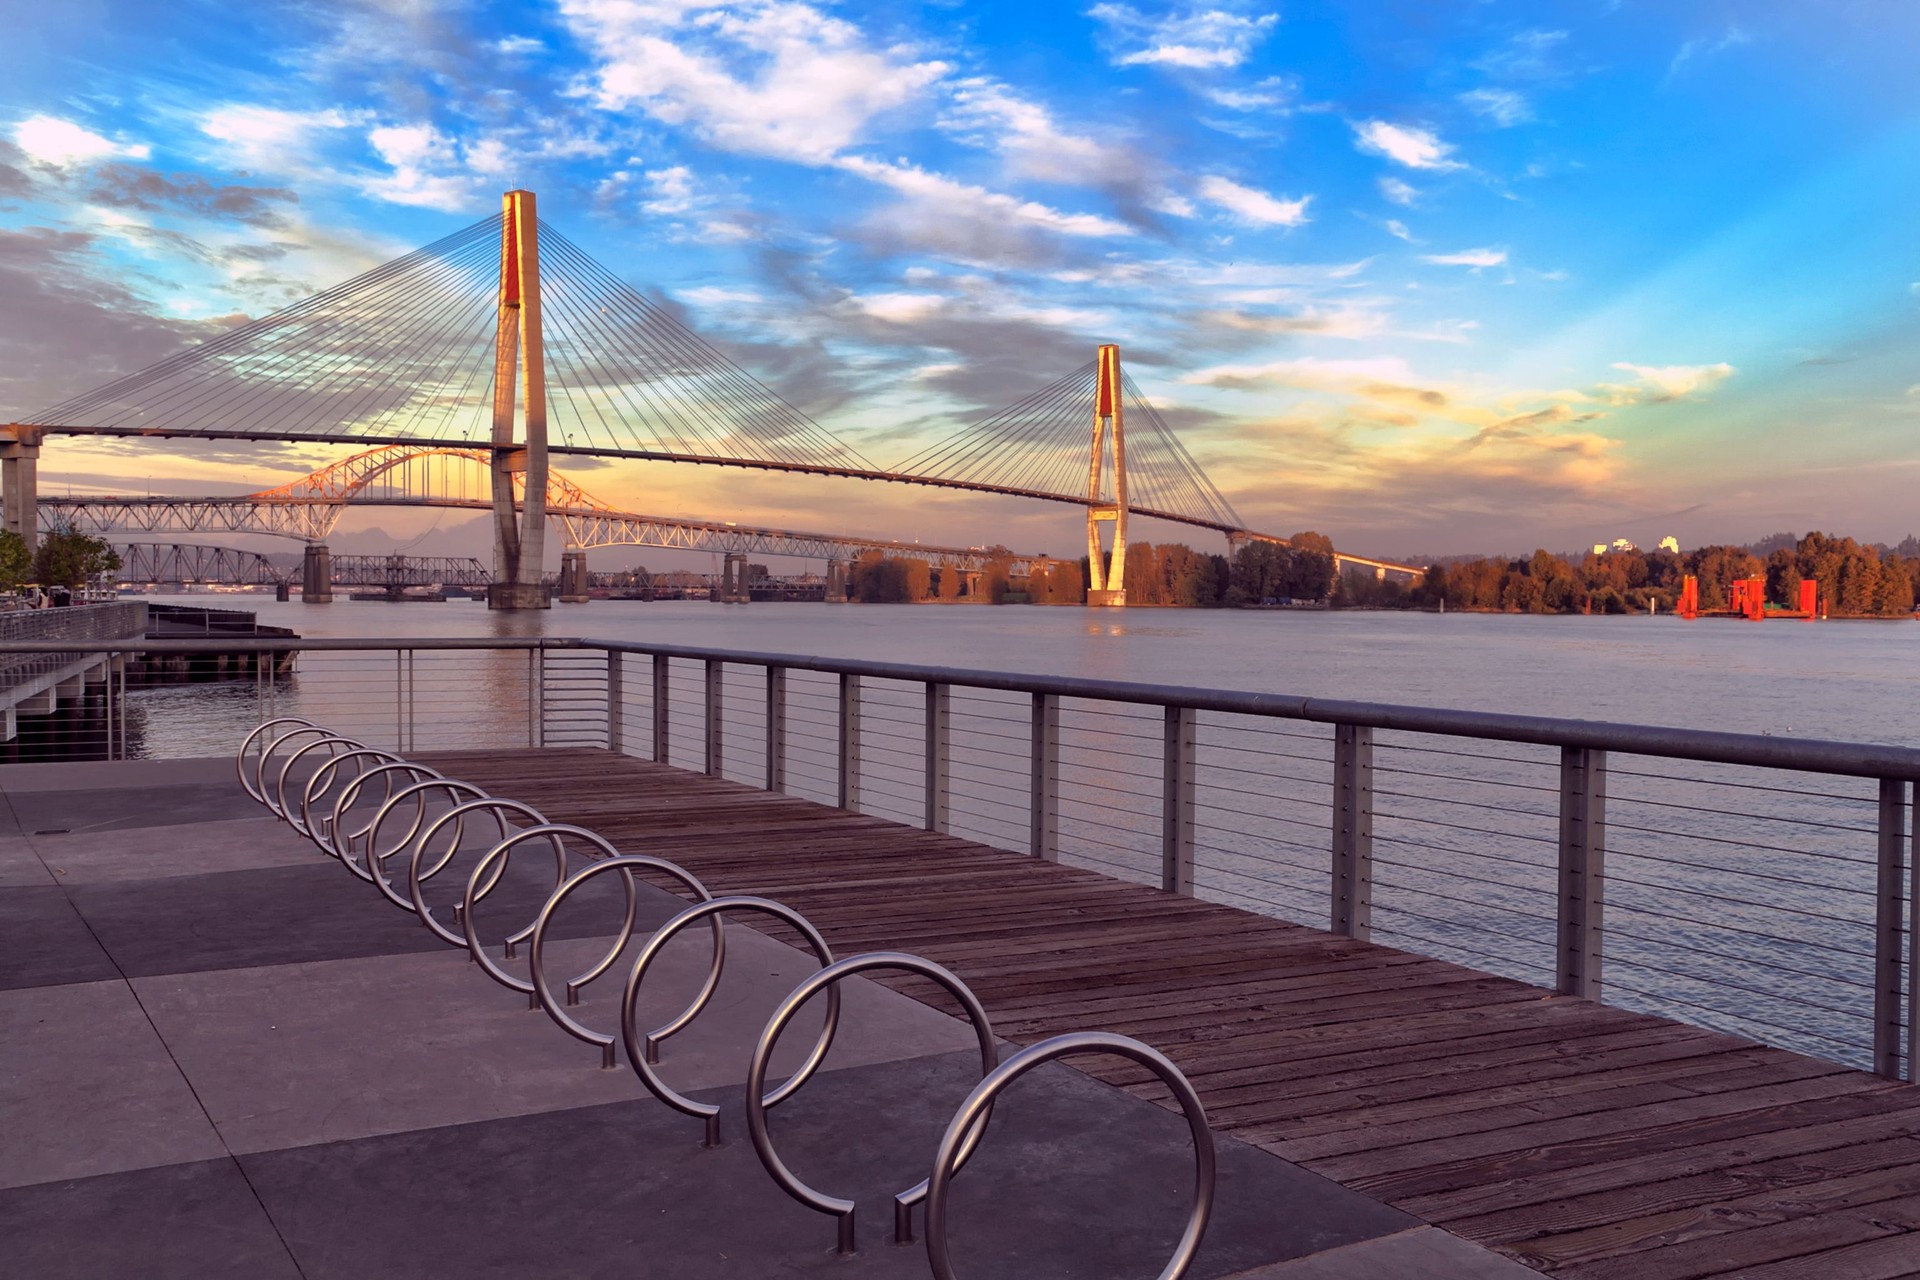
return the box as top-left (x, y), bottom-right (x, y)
top-left (8, 745), bottom-right (1917, 1278)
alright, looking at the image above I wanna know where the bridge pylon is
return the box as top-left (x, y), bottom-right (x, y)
top-left (0, 425), bottom-right (42, 551)
top-left (486, 190), bottom-right (552, 610)
top-left (1084, 344), bottom-right (1129, 607)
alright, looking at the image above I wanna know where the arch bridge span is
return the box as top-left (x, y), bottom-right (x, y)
top-left (44, 445), bottom-right (1046, 575)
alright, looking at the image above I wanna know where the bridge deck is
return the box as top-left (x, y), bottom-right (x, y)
top-left (413, 747), bottom-right (1920, 1280)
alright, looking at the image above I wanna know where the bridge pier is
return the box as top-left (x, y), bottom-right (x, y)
top-left (824, 558), bottom-right (848, 603)
top-left (558, 548), bottom-right (590, 603)
top-left (1, 426), bottom-right (41, 551)
top-left (301, 543), bottom-right (332, 604)
top-left (713, 553), bottom-right (750, 604)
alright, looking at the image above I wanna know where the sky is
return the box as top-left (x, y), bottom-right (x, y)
top-left (1, 0), bottom-right (1917, 562)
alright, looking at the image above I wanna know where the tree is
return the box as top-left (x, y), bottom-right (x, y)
top-left (0, 530), bottom-right (29, 591)
top-left (33, 530), bottom-right (120, 590)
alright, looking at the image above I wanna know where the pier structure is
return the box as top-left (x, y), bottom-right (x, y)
top-left (4, 632), bottom-right (1920, 1276)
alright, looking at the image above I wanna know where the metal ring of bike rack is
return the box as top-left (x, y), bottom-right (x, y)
top-left (924, 1031), bottom-right (1216, 1280)
top-left (746, 951), bottom-right (998, 1256)
top-left (236, 717), bottom-right (317, 804)
top-left (622, 896), bottom-right (841, 1148)
top-left (256, 725), bottom-right (346, 820)
top-left (361, 778), bottom-right (490, 905)
top-left (327, 760), bottom-right (444, 869)
top-left (274, 735), bottom-right (366, 832)
top-left (408, 798), bottom-right (548, 941)
top-left (528, 850), bottom-right (726, 1069)
top-left (296, 746), bottom-right (396, 844)
top-left (457, 822), bottom-right (592, 995)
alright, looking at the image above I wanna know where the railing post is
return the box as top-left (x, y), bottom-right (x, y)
top-left (925, 682), bottom-right (950, 833)
top-left (1162, 704), bottom-right (1196, 894)
top-left (652, 653), bottom-right (670, 764)
top-left (1875, 777), bottom-right (1908, 1079)
top-left (704, 659), bottom-right (724, 776)
top-left (1331, 723), bottom-right (1373, 938)
top-left (531, 649), bottom-right (544, 748)
top-left (605, 651), bottom-right (623, 752)
top-left (765, 666), bottom-right (786, 792)
top-left (1557, 746), bottom-right (1607, 999)
top-left (1030, 692), bottom-right (1059, 861)
top-left (838, 673), bottom-right (861, 810)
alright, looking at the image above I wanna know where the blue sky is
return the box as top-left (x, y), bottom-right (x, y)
top-left (2, 0), bottom-right (1917, 558)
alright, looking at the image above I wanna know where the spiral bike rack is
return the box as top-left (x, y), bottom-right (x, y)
top-left (236, 717), bottom-right (317, 804)
top-left (226, 717), bottom-right (1224, 1280)
top-left (924, 1031), bottom-right (1216, 1280)
top-left (406, 797), bottom-right (548, 943)
top-left (455, 822), bottom-right (618, 996)
top-left (747, 952), bottom-right (999, 1256)
top-left (528, 851), bottom-right (725, 1069)
top-left (299, 747), bottom-right (401, 853)
top-left (274, 735), bottom-right (370, 837)
top-left (326, 761), bottom-right (445, 871)
top-left (622, 896), bottom-right (842, 1148)
top-left (361, 778), bottom-right (490, 906)
top-left (255, 725), bottom-right (357, 822)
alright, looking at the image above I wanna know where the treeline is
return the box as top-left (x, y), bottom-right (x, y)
top-left (844, 533), bottom-right (1342, 607)
top-left (1352, 531), bottom-right (1919, 617)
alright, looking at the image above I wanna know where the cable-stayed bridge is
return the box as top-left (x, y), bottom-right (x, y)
top-left (5, 190), bottom-right (1418, 608)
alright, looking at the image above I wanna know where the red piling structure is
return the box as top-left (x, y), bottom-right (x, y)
top-left (1679, 575), bottom-right (1699, 620)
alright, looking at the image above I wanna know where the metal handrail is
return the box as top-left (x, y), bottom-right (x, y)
top-left (48, 633), bottom-right (1920, 778)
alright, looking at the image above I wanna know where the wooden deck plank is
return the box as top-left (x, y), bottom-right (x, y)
top-left (413, 748), bottom-right (1920, 1277)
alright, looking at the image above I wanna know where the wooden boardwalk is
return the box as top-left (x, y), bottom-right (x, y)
top-left (420, 747), bottom-right (1920, 1280)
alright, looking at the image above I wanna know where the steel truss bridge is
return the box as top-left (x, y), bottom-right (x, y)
top-left (112, 542), bottom-right (490, 590)
top-left (8, 190), bottom-right (1419, 605)
top-left (53, 446), bottom-right (1043, 575)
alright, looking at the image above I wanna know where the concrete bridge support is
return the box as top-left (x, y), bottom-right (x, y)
top-left (1084, 345), bottom-right (1129, 607)
top-left (486, 189), bottom-right (552, 611)
top-left (557, 548), bottom-right (590, 603)
top-left (714, 553), bottom-right (750, 603)
top-left (825, 559), bottom-right (848, 603)
top-left (301, 543), bottom-right (332, 603)
top-left (1, 426), bottom-right (41, 551)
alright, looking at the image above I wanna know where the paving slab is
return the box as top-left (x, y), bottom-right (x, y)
top-left (0, 884), bottom-right (120, 992)
top-left (0, 1157), bottom-right (301, 1279)
top-left (0, 756), bottom-right (238, 793)
top-left (4, 782), bottom-right (269, 834)
top-left (133, 923), bottom-right (983, 1155)
top-left (0, 979), bottom-right (227, 1189)
top-left (1224, 1227), bottom-right (1544, 1278)
top-left (65, 856), bottom-right (687, 978)
top-left (242, 1047), bottom-right (1415, 1279)
top-left (34, 815), bottom-right (329, 884)
top-left (0, 834), bottom-right (53, 886)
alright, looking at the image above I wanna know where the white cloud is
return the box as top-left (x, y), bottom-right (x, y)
top-left (13, 116), bottom-right (149, 167)
top-left (836, 155), bottom-right (1131, 238)
top-left (1203, 76), bottom-right (1297, 112)
top-left (1602, 361), bottom-right (1735, 403)
top-left (1378, 177), bottom-right (1419, 206)
top-left (1423, 247), bottom-right (1507, 268)
top-left (1459, 88), bottom-right (1532, 127)
top-left (1182, 354), bottom-right (1425, 394)
top-left (1669, 26), bottom-right (1752, 78)
top-left (201, 106), bottom-right (352, 170)
top-left (1197, 175), bottom-right (1310, 227)
top-left (641, 164), bottom-right (698, 214)
top-left (364, 124), bottom-right (482, 210)
top-left (560, 0), bottom-right (947, 164)
top-left (943, 78), bottom-right (1130, 185)
top-left (1353, 120), bottom-right (1464, 172)
top-left (495, 36), bottom-right (544, 55)
top-left (1089, 4), bottom-right (1277, 70)
top-left (1384, 219), bottom-right (1412, 242)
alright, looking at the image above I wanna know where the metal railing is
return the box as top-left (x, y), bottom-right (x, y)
top-left (7, 633), bottom-right (1916, 1082)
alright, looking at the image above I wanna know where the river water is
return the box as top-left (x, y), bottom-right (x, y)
top-left (134, 594), bottom-right (1920, 1070)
